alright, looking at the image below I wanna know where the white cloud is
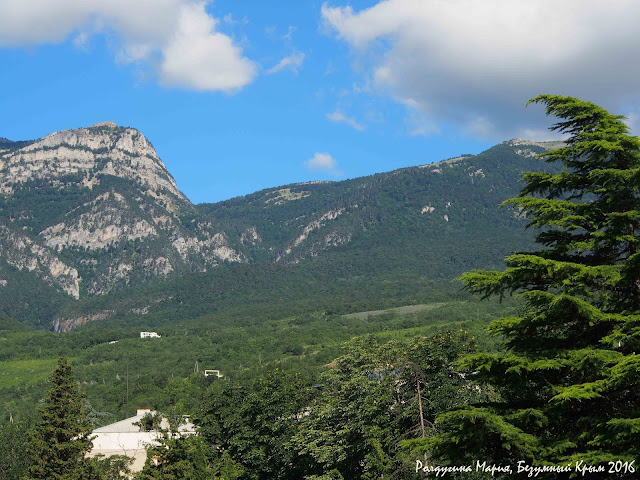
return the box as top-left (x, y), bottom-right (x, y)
top-left (283, 26), bottom-right (297, 41)
top-left (222, 13), bottom-right (248, 26)
top-left (406, 110), bottom-right (440, 137)
top-left (623, 110), bottom-right (640, 136)
top-left (326, 111), bottom-right (364, 131)
top-left (266, 51), bottom-right (306, 75)
top-left (160, 3), bottom-right (256, 91)
top-left (0, 0), bottom-right (256, 92)
top-left (72, 32), bottom-right (89, 51)
top-left (322, 0), bottom-right (640, 139)
top-left (306, 152), bottom-right (337, 171)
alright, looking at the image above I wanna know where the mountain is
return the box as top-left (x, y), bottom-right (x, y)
top-left (0, 123), bottom-right (247, 324)
top-left (0, 123), bottom-right (561, 329)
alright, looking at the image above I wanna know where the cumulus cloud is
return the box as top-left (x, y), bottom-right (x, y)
top-left (326, 111), bottom-right (364, 131)
top-left (0, 0), bottom-right (256, 92)
top-left (306, 152), bottom-right (337, 171)
top-left (267, 51), bottom-right (306, 75)
top-left (322, 0), bottom-right (640, 139)
top-left (160, 3), bottom-right (256, 91)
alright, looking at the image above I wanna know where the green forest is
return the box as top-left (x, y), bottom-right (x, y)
top-left (1, 96), bottom-right (639, 479)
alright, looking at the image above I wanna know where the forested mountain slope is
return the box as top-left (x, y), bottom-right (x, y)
top-left (0, 122), bottom-right (560, 329)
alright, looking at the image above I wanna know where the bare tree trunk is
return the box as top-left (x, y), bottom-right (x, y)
top-left (416, 371), bottom-right (425, 438)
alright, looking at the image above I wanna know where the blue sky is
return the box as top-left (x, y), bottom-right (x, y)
top-left (1, 0), bottom-right (640, 204)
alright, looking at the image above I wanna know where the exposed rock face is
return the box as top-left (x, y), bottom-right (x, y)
top-left (52, 310), bottom-right (114, 332)
top-left (505, 138), bottom-right (567, 154)
top-left (264, 188), bottom-right (310, 205)
top-left (0, 123), bottom-right (562, 332)
top-left (0, 123), bottom-right (186, 206)
top-left (277, 208), bottom-right (346, 262)
top-left (0, 223), bottom-right (80, 298)
top-left (41, 192), bottom-right (158, 251)
top-left (171, 230), bottom-right (243, 263)
top-left (241, 226), bottom-right (261, 245)
top-left (0, 123), bottom-right (247, 303)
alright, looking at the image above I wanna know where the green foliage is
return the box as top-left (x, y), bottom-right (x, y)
top-left (295, 332), bottom-right (483, 479)
top-left (0, 296), bottom-right (510, 423)
top-left (0, 259), bottom-right (70, 328)
top-left (135, 412), bottom-right (163, 431)
top-left (426, 95), bottom-right (640, 471)
top-left (0, 135), bottom-right (577, 478)
top-left (0, 136), bottom-right (553, 329)
top-left (0, 174), bottom-right (91, 233)
top-left (25, 357), bottom-right (97, 480)
top-left (194, 331), bottom-right (482, 480)
top-left (137, 432), bottom-right (211, 480)
top-left (0, 420), bottom-right (32, 479)
top-left (90, 455), bottom-right (132, 480)
top-left (197, 369), bottom-right (315, 480)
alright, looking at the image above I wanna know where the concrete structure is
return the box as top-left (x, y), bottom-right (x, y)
top-left (139, 331), bottom-right (161, 339)
top-left (87, 408), bottom-right (195, 474)
top-left (204, 369), bottom-right (223, 378)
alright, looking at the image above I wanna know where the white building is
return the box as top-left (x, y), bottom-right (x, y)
top-left (139, 332), bottom-right (161, 339)
top-left (87, 408), bottom-right (195, 474)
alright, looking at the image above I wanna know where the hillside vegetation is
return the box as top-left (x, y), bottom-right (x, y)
top-left (0, 131), bottom-right (558, 330)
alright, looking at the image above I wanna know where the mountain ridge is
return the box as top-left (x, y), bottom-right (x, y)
top-left (0, 123), bottom-right (562, 329)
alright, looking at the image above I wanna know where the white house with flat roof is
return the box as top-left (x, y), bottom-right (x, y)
top-left (139, 332), bottom-right (161, 339)
top-left (87, 408), bottom-right (195, 474)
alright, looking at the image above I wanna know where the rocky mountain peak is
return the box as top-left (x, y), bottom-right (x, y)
top-left (505, 138), bottom-right (566, 149)
top-left (91, 121), bottom-right (118, 128)
top-left (0, 124), bottom-right (188, 206)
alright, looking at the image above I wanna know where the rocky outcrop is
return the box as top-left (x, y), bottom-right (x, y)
top-left (52, 310), bottom-right (114, 332)
top-left (505, 138), bottom-right (567, 154)
top-left (0, 126), bottom-right (563, 331)
top-left (0, 123), bottom-right (187, 207)
top-left (0, 222), bottom-right (80, 298)
top-left (277, 208), bottom-right (346, 261)
top-left (40, 192), bottom-right (158, 251)
top-left (0, 123), bottom-right (250, 306)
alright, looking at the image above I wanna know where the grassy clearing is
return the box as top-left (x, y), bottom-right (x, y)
top-left (341, 303), bottom-right (446, 320)
top-left (0, 358), bottom-right (58, 388)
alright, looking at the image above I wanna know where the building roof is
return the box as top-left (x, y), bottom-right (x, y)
top-left (93, 410), bottom-right (195, 434)
top-left (89, 410), bottom-right (196, 474)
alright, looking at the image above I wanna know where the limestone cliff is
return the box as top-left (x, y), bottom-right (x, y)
top-left (0, 222), bottom-right (80, 298)
top-left (0, 122), bottom-right (186, 207)
top-left (0, 122), bottom-right (245, 300)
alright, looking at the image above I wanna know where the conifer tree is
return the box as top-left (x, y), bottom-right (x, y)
top-left (26, 357), bottom-right (97, 480)
top-left (411, 96), bottom-right (640, 472)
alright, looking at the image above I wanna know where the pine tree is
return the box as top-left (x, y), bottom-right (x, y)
top-left (26, 357), bottom-right (97, 480)
top-left (411, 96), bottom-right (640, 473)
